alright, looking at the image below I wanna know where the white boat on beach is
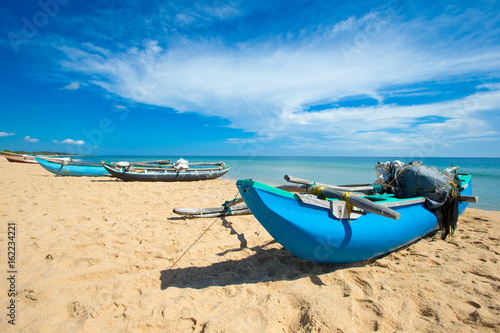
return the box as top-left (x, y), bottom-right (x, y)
top-left (1, 151), bottom-right (38, 164)
top-left (1, 151), bottom-right (74, 164)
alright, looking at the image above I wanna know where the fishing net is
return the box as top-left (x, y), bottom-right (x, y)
top-left (376, 160), bottom-right (461, 239)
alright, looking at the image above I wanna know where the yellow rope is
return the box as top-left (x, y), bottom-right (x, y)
top-left (340, 191), bottom-right (354, 223)
top-left (311, 186), bottom-right (354, 222)
top-left (310, 185), bottom-right (325, 198)
top-left (440, 170), bottom-right (459, 198)
top-left (382, 164), bottom-right (411, 191)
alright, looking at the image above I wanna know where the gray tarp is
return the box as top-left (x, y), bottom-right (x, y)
top-left (387, 161), bottom-right (460, 209)
top-left (381, 160), bottom-right (461, 239)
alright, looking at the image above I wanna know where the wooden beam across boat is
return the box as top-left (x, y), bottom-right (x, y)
top-left (284, 175), bottom-right (383, 193)
top-left (285, 175), bottom-right (400, 220)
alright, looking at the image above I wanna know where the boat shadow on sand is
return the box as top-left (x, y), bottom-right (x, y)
top-left (160, 217), bottom-right (373, 290)
top-left (159, 246), bottom-right (376, 290)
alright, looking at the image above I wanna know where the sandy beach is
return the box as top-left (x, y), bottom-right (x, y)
top-left (1, 158), bottom-right (499, 332)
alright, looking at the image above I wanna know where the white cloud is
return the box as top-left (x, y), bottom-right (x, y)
top-left (56, 9), bottom-right (500, 154)
top-left (62, 81), bottom-right (81, 90)
top-left (53, 139), bottom-right (85, 145)
top-left (0, 132), bottom-right (15, 137)
top-left (24, 136), bottom-right (39, 143)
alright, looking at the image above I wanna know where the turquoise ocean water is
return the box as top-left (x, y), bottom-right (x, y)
top-left (77, 156), bottom-right (500, 211)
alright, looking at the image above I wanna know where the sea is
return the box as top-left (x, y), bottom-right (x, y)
top-left (76, 155), bottom-right (500, 211)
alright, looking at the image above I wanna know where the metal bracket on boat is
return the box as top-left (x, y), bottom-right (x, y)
top-left (329, 201), bottom-right (364, 220)
top-left (295, 194), bottom-right (363, 220)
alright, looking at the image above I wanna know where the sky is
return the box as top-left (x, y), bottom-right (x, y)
top-left (1, 0), bottom-right (499, 157)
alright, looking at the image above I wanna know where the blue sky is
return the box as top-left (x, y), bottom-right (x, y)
top-left (1, 0), bottom-right (499, 156)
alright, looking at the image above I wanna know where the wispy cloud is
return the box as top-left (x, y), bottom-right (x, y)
top-left (0, 132), bottom-right (15, 137)
top-left (24, 136), bottom-right (39, 143)
top-left (53, 139), bottom-right (85, 145)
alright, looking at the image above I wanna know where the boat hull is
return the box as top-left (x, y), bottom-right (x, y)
top-left (36, 158), bottom-right (109, 176)
top-left (6, 156), bottom-right (38, 164)
top-left (2, 152), bottom-right (38, 164)
top-left (237, 175), bottom-right (471, 264)
top-left (103, 163), bottom-right (232, 182)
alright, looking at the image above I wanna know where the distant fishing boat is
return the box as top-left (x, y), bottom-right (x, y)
top-left (1, 151), bottom-right (38, 164)
top-left (237, 162), bottom-right (476, 264)
top-left (102, 159), bottom-right (232, 182)
top-left (36, 157), bottom-right (109, 176)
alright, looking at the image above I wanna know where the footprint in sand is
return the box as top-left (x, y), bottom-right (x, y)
top-left (24, 289), bottom-right (38, 302)
top-left (353, 275), bottom-right (374, 297)
top-left (419, 304), bottom-right (440, 321)
top-left (69, 301), bottom-right (88, 319)
top-left (471, 241), bottom-right (490, 251)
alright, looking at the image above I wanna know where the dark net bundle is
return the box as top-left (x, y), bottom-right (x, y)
top-left (386, 161), bottom-right (461, 240)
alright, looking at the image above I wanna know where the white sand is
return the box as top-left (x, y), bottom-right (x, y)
top-left (0, 158), bottom-right (499, 332)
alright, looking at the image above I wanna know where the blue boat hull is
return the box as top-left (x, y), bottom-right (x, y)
top-left (36, 158), bottom-right (109, 177)
top-left (237, 176), bottom-right (471, 264)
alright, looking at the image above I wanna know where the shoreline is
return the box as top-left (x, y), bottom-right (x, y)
top-left (21, 154), bottom-right (500, 211)
top-left (0, 158), bottom-right (499, 332)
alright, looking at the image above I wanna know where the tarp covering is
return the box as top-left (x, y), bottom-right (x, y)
top-left (376, 160), bottom-right (461, 239)
top-left (174, 158), bottom-right (189, 171)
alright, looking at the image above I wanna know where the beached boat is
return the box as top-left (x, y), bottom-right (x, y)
top-left (36, 157), bottom-right (109, 176)
top-left (1, 151), bottom-right (38, 164)
top-left (102, 160), bottom-right (232, 182)
top-left (237, 166), bottom-right (475, 264)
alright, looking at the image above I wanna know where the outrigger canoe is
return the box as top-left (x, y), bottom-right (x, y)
top-left (236, 172), bottom-right (473, 264)
top-left (36, 157), bottom-right (109, 176)
top-left (102, 161), bottom-right (231, 182)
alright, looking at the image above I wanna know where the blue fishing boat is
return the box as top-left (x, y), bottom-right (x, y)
top-left (36, 157), bottom-right (109, 177)
top-left (237, 166), bottom-right (474, 264)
